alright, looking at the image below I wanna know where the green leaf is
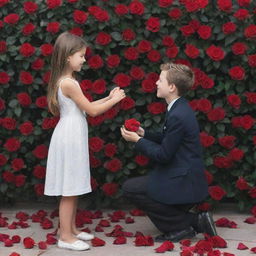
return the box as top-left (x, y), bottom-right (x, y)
top-left (14, 107), bottom-right (22, 117)
top-left (111, 32), bottom-right (122, 41)
top-left (9, 99), bottom-right (18, 108)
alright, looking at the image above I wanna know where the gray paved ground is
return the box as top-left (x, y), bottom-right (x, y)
top-left (0, 202), bottom-right (255, 256)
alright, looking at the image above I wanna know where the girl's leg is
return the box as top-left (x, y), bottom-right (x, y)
top-left (71, 196), bottom-right (80, 235)
top-left (59, 196), bottom-right (78, 243)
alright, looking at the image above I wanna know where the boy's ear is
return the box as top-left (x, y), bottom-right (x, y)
top-left (169, 83), bottom-right (176, 92)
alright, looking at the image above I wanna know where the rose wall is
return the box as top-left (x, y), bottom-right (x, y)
top-left (0, 0), bottom-right (255, 213)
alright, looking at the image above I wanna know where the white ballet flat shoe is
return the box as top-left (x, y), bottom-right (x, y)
top-left (76, 232), bottom-right (94, 241)
top-left (58, 239), bottom-right (90, 251)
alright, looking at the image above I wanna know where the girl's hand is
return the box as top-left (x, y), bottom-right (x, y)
top-left (112, 88), bottom-right (126, 103)
top-left (109, 87), bottom-right (120, 99)
top-left (137, 126), bottom-right (145, 137)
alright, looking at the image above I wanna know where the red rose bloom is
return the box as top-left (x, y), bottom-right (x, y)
top-left (0, 40), bottom-right (7, 53)
top-left (42, 117), bottom-right (59, 129)
top-left (33, 165), bottom-right (46, 179)
top-left (245, 92), bottom-right (256, 104)
top-left (46, 22), bottom-right (60, 33)
top-left (197, 98), bottom-right (212, 113)
top-left (2, 171), bottom-right (15, 183)
top-left (17, 92), bottom-right (31, 107)
top-left (124, 47), bottom-right (139, 60)
top-left (34, 184), bottom-right (44, 195)
top-left (146, 17), bottom-right (160, 32)
top-left (207, 107), bottom-right (225, 122)
top-left (238, 0), bottom-right (251, 7)
top-left (147, 102), bottom-right (166, 114)
top-left (135, 155), bottom-right (149, 166)
top-left (80, 79), bottom-right (92, 92)
top-left (23, 1), bottom-right (38, 14)
top-left (69, 27), bottom-right (83, 36)
top-left (90, 155), bottom-right (102, 168)
top-left (141, 79), bottom-right (157, 93)
top-left (73, 10), bottom-right (88, 24)
top-left (222, 22), bottom-right (236, 34)
top-left (104, 144), bottom-right (117, 158)
top-left (40, 43), bottom-right (53, 56)
top-left (22, 23), bottom-right (36, 36)
top-left (87, 115), bottom-right (104, 126)
top-left (122, 29), bottom-right (136, 41)
top-left (168, 8), bottom-right (182, 19)
top-left (94, 9), bottom-right (109, 22)
top-left (15, 175), bottom-right (26, 187)
top-left (2, 117), bottom-right (16, 130)
top-left (19, 43), bottom-right (35, 57)
top-left (96, 32), bottom-right (111, 45)
top-left (158, 0), bottom-right (173, 7)
top-left (166, 45), bottom-right (179, 59)
top-left (236, 177), bottom-right (250, 190)
top-left (104, 107), bottom-right (119, 120)
top-left (23, 237), bottom-right (35, 249)
top-left (91, 79), bottom-right (106, 94)
top-left (42, 71), bottom-right (51, 84)
top-left (120, 97), bottom-right (135, 110)
top-left (214, 156), bottom-right (233, 169)
top-left (209, 185), bottom-right (227, 200)
top-left (35, 96), bottom-right (47, 108)
top-left (137, 40), bottom-right (152, 53)
top-left (0, 154), bottom-right (8, 166)
top-left (0, 72), bottom-right (10, 84)
top-left (249, 188), bottom-right (256, 199)
top-left (234, 9), bottom-right (249, 20)
top-left (0, 0), bottom-right (9, 7)
top-left (231, 42), bottom-right (247, 55)
top-left (102, 183), bottom-right (119, 196)
top-left (244, 25), bottom-right (256, 39)
top-left (31, 58), bottom-right (44, 70)
top-left (197, 25), bottom-right (212, 39)
top-left (105, 158), bottom-right (122, 172)
top-left (4, 13), bottom-right (19, 24)
top-left (218, 135), bottom-right (236, 149)
top-left (248, 54), bottom-right (256, 67)
top-left (217, 0), bottom-right (232, 12)
top-left (162, 36), bottom-right (174, 47)
top-left (147, 50), bottom-right (161, 62)
top-left (11, 158), bottom-right (24, 171)
top-left (106, 55), bottom-right (120, 68)
top-left (227, 94), bottom-right (241, 108)
top-left (125, 118), bottom-right (140, 132)
top-left (46, 0), bottom-right (62, 9)
top-left (4, 138), bottom-right (21, 152)
top-left (130, 66), bottom-right (145, 80)
top-left (89, 137), bottom-right (104, 152)
top-left (229, 147), bottom-right (244, 161)
top-left (32, 145), bottom-right (48, 159)
top-left (229, 66), bottom-right (245, 80)
top-left (185, 44), bottom-right (200, 59)
top-left (113, 73), bottom-right (131, 88)
top-left (241, 115), bottom-right (254, 130)
top-left (180, 25), bottom-right (195, 37)
top-left (115, 4), bottom-right (129, 16)
top-left (88, 55), bottom-right (104, 69)
top-left (200, 132), bottom-right (215, 147)
top-left (206, 45), bottom-right (225, 61)
top-left (129, 1), bottom-right (145, 15)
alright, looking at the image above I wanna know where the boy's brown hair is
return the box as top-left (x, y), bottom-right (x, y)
top-left (160, 63), bottom-right (194, 96)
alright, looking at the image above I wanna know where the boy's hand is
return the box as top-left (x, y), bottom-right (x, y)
top-left (136, 126), bottom-right (145, 137)
top-left (121, 126), bottom-right (141, 143)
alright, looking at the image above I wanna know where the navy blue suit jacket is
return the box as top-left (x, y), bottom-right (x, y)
top-left (135, 97), bottom-right (208, 205)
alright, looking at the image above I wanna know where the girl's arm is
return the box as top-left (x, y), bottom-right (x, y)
top-left (90, 87), bottom-right (119, 106)
top-left (61, 80), bottom-right (125, 117)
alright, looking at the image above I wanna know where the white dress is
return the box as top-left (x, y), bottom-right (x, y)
top-left (44, 78), bottom-right (91, 196)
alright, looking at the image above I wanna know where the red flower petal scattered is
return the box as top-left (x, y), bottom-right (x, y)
top-left (155, 240), bottom-right (174, 253)
top-left (91, 237), bottom-right (106, 247)
top-left (237, 242), bottom-right (248, 250)
top-left (113, 236), bottom-right (127, 244)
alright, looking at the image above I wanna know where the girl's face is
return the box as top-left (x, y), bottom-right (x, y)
top-left (67, 47), bottom-right (86, 72)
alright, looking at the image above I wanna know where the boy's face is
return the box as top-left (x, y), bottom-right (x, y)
top-left (156, 71), bottom-right (172, 99)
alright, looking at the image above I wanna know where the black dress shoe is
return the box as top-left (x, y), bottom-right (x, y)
top-left (155, 226), bottom-right (196, 243)
top-left (197, 211), bottom-right (217, 236)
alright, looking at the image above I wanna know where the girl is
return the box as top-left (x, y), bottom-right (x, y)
top-left (44, 32), bottom-right (126, 251)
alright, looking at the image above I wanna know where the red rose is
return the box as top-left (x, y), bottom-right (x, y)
top-left (236, 177), bottom-right (250, 190)
top-left (0, 98), bottom-right (5, 111)
top-left (122, 29), bottom-right (136, 41)
top-left (204, 170), bottom-right (213, 185)
top-left (11, 158), bottom-right (24, 171)
top-left (249, 188), bottom-right (256, 198)
top-left (102, 183), bottom-right (119, 196)
top-left (4, 138), bottom-right (21, 152)
top-left (0, 154), bottom-right (7, 166)
top-left (228, 147), bottom-right (244, 161)
top-left (19, 121), bottom-right (34, 137)
top-left (158, 0), bottom-right (173, 7)
top-left (240, 115), bottom-right (254, 130)
top-left (130, 66), bottom-right (145, 80)
top-left (90, 155), bottom-right (102, 168)
top-left (146, 17), bottom-right (160, 32)
top-left (2, 117), bottom-right (16, 130)
top-left (31, 58), bottom-right (44, 70)
top-left (234, 9), bottom-right (249, 20)
top-left (104, 144), bottom-right (117, 158)
top-left (23, 1), bottom-right (38, 14)
top-left (94, 9), bottom-right (109, 22)
top-left (23, 237), bottom-right (35, 249)
top-left (89, 137), bottom-right (104, 152)
top-left (22, 23), bottom-right (36, 36)
top-left (106, 55), bottom-right (120, 68)
top-left (33, 165), bottom-right (46, 179)
top-left (73, 10), bottom-right (88, 24)
top-left (245, 92), bottom-right (256, 104)
top-left (227, 94), bottom-right (241, 108)
top-left (46, 0), bottom-right (62, 9)
top-left (32, 144), bottom-right (48, 159)
top-left (19, 43), bottom-right (35, 57)
top-left (209, 185), bottom-right (226, 201)
top-left (0, 0), bottom-right (9, 7)
top-left (87, 115), bottom-right (104, 126)
top-left (197, 25), bottom-right (212, 39)
top-left (217, 0), bottom-right (232, 12)
top-left (91, 79), bottom-right (106, 94)
top-left (35, 96), bottom-right (47, 108)
top-left (222, 22), bottom-right (236, 34)
top-left (180, 25), bottom-right (195, 37)
top-left (200, 132), bottom-right (215, 147)
top-left (197, 98), bottom-right (212, 113)
top-left (162, 36), bottom-right (175, 47)
top-left (238, 0), bottom-right (251, 6)
top-left (218, 136), bottom-right (236, 149)
top-left (141, 79), bottom-right (157, 93)
top-left (40, 43), bottom-right (53, 56)
top-left (166, 45), bottom-right (179, 59)
top-left (0, 41), bottom-right (7, 53)
top-left (105, 158), bottom-right (122, 172)
top-left (120, 97), bottom-right (135, 110)
top-left (12, 235), bottom-right (21, 243)
top-left (206, 45), bottom-right (225, 61)
top-left (42, 117), bottom-right (59, 130)
top-left (38, 241), bottom-right (47, 250)
top-left (88, 55), bottom-right (104, 69)
top-left (253, 136), bottom-right (256, 145)
top-left (125, 118), bottom-right (140, 132)
top-left (96, 32), bottom-right (111, 45)
top-left (229, 66), bottom-right (245, 80)
top-left (213, 156), bottom-right (233, 168)
top-left (113, 73), bottom-right (131, 88)
top-left (17, 93), bottom-right (31, 106)
top-left (104, 107), bottom-right (119, 120)
top-left (147, 102), bottom-right (166, 114)
top-left (4, 13), bottom-right (19, 24)
top-left (189, 19), bottom-right (201, 31)
top-left (129, 1), bottom-right (145, 15)
top-left (207, 107), bottom-right (225, 122)
top-left (135, 155), bottom-right (149, 166)
top-left (115, 4), bottom-right (129, 16)
top-left (4, 239), bottom-right (13, 247)
top-left (2, 171), bottom-right (15, 183)
top-left (0, 72), bottom-right (10, 84)
top-left (69, 27), bottom-right (83, 36)
top-left (15, 175), bottom-right (26, 187)
top-left (137, 40), bottom-right (152, 53)
top-left (185, 44), bottom-right (200, 59)
top-left (80, 79), bottom-right (92, 92)
top-left (231, 42), bottom-right (247, 55)
top-left (42, 71), bottom-right (51, 84)
top-left (194, 240), bottom-right (213, 254)
top-left (124, 47), bottom-right (139, 60)
top-left (168, 8), bottom-right (182, 19)
top-left (244, 24), bottom-right (256, 38)
top-left (248, 54), bottom-right (256, 67)
top-left (147, 50), bottom-right (161, 62)
top-left (46, 22), bottom-right (60, 33)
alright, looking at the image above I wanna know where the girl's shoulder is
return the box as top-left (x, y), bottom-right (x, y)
top-left (58, 77), bottom-right (79, 87)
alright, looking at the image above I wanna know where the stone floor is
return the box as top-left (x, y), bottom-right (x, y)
top-left (0, 202), bottom-right (255, 256)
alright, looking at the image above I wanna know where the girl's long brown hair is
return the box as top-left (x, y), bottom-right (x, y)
top-left (47, 32), bottom-right (87, 116)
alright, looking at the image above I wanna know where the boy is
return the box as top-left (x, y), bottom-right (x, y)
top-left (121, 63), bottom-right (217, 242)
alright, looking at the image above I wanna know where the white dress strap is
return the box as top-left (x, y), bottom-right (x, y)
top-left (58, 77), bottom-right (79, 87)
